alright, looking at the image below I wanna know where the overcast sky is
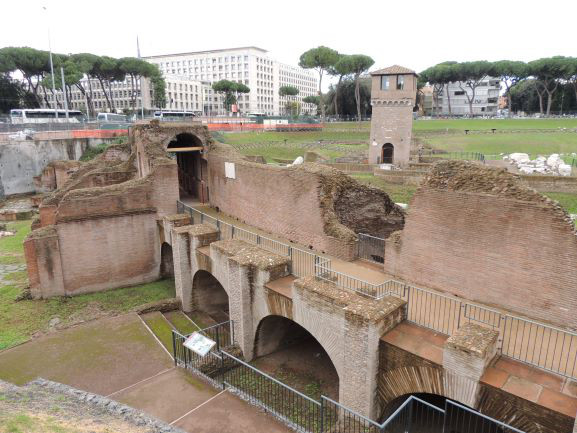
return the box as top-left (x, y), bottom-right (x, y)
top-left (1, 0), bottom-right (575, 89)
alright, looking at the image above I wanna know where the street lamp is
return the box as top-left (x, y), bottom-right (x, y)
top-left (43, 5), bottom-right (58, 121)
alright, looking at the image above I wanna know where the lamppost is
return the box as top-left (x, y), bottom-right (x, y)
top-left (43, 5), bottom-right (58, 120)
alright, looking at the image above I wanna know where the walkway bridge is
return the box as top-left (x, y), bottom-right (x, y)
top-left (156, 201), bottom-right (577, 433)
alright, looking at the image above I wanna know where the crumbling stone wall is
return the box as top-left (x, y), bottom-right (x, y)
top-left (23, 123), bottom-right (208, 298)
top-left (207, 143), bottom-right (404, 259)
top-left (377, 341), bottom-right (573, 433)
top-left (384, 161), bottom-right (577, 328)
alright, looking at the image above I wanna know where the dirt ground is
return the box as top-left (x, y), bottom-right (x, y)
top-left (0, 312), bottom-right (292, 433)
top-left (252, 338), bottom-right (339, 400)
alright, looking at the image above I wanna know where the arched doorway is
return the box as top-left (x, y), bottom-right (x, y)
top-left (252, 315), bottom-right (339, 400)
top-left (160, 242), bottom-right (174, 278)
top-left (381, 143), bottom-right (394, 164)
top-left (192, 270), bottom-right (229, 323)
top-left (167, 133), bottom-right (208, 202)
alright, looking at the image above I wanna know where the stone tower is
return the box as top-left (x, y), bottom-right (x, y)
top-left (369, 65), bottom-right (417, 167)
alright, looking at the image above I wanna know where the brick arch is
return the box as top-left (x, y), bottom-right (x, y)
top-left (252, 314), bottom-right (344, 382)
top-left (377, 365), bottom-right (479, 418)
top-left (191, 269), bottom-right (229, 316)
top-left (162, 132), bottom-right (205, 151)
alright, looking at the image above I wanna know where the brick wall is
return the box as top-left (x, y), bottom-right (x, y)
top-left (56, 213), bottom-right (160, 295)
top-left (519, 174), bottom-right (577, 193)
top-left (207, 153), bottom-right (357, 259)
top-left (384, 187), bottom-right (577, 328)
top-left (369, 105), bottom-right (414, 166)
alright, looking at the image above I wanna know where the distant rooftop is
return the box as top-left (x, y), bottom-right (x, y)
top-left (370, 65), bottom-right (417, 76)
top-left (144, 46), bottom-right (268, 59)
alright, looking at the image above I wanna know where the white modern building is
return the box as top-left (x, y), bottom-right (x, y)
top-left (144, 46), bottom-right (318, 116)
top-left (42, 74), bottom-right (204, 115)
top-left (438, 77), bottom-right (500, 115)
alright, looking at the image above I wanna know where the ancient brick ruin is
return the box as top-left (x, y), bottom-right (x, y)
top-left (22, 122), bottom-right (577, 432)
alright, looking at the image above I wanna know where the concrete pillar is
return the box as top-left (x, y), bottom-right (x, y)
top-left (443, 322), bottom-right (499, 408)
top-left (172, 223), bottom-right (218, 312)
top-left (210, 240), bottom-right (289, 361)
top-left (161, 214), bottom-right (190, 246)
top-left (24, 226), bottom-right (66, 298)
top-left (293, 276), bottom-right (406, 419)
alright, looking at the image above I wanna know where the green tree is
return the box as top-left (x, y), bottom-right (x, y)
top-left (299, 46), bottom-right (339, 120)
top-left (341, 55), bottom-right (374, 122)
top-left (493, 60), bottom-right (527, 113)
top-left (0, 74), bottom-right (27, 112)
top-left (0, 47), bottom-right (52, 106)
top-left (118, 57), bottom-right (154, 114)
top-left (328, 55), bottom-right (354, 118)
top-left (566, 57), bottom-right (577, 111)
top-left (212, 80), bottom-right (250, 113)
top-left (70, 53), bottom-right (101, 116)
top-left (303, 95), bottom-right (320, 115)
top-left (279, 85), bottom-right (299, 116)
top-left (420, 66), bottom-right (445, 116)
top-left (528, 57), bottom-right (568, 116)
top-left (454, 61), bottom-right (495, 115)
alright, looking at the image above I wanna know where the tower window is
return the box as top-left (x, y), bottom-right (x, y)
top-left (397, 75), bottom-right (405, 90)
top-left (381, 76), bottom-right (389, 91)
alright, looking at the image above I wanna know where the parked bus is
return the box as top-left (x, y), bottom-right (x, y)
top-left (153, 111), bottom-right (195, 121)
top-left (10, 109), bottom-right (84, 124)
top-left (96, 112), bottom-right (128, 123)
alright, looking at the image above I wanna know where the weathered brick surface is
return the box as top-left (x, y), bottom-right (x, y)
top-left (378, 339), bottom-right (573, 432)
top-left (384, 187), bottom-right (577, 328)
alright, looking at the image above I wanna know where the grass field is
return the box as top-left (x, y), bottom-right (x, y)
top-left (214, 119), bottom-right (577, 163)
top-left (424, 132), bottom-right (577, 159)
top-left (413, 118), bottom-right (577, 132)
top-left (0, 220), bottom-right (176, 351)
top-left (348, 174), bottom-right (417, 203)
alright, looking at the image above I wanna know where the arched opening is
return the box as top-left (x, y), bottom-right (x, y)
top-left (381, 143), bottom-right (394, 164)
top-left (167, 133), bottom-right (208, 203)
top-left (160, 242), bottom-right (174, 278)
top-left (192, 270), bottom-right (229, 323)
top-left (252, 315), bottom-right (339, 400)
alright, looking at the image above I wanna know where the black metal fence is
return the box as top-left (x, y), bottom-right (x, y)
top-left (172, 322), bottom-right (526, 433)
top-left (358, 233), bottom-right (385, 264)
top-left (420, 150), bottom-right (486, 163)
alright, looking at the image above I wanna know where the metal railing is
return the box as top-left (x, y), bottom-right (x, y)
top-left (389, 281), bottom-right (577, 379)
top-left (173, 324), bottom-right (524, 433)
top-left (358, 233), bottom-right (385, 264)
top-left (419, 150), bottom-right (486, 163)
top-left (177, 201), bottom-right (577, 380)
top-left (177, 200), bottom-right (322, 278)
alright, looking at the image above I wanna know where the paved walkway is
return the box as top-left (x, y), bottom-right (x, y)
top-left (0, 313), bottom-right (291, 433)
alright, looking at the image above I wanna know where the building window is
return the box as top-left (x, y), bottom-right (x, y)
top-left (380, 76), bottom-right (389, 91)
top-left (397, 75), bottom-right (404, 90)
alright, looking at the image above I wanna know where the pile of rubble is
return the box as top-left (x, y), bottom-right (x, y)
top-left (503, 153), bottom-right (574, 176)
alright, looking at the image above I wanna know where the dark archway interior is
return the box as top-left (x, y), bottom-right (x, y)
top-left (167, 133), bottom-right (208, 202)
top-left (381, 143), bottom-right (394, 164)
top-left (192, 270), bottom-right (229, 323)
top-left (160, 242), bottom-right (174, 278)
top-left (252, 315), bottom-right (339, 400)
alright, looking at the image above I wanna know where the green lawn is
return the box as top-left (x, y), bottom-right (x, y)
top-left (349, 173), bottom-right (417, 203)
top-left (214, 119), bottom-right (577, 164)
top-left (218, 130), bottom-right (368, 146)
top-left (413, 118), bottom-right (577, 132)
top-left (543, 192), bottom-right (577, 215)
top-left (141, 311), bottom-right (174, 353)
top-left (423, 132), bottom-right (577, 159)
top-left (0, 220), bottom-right (176, 351)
